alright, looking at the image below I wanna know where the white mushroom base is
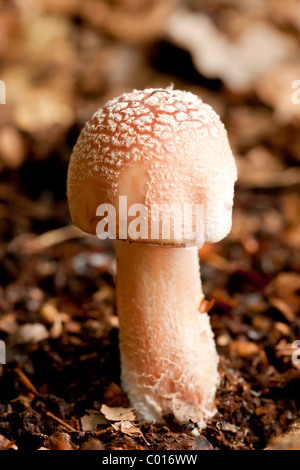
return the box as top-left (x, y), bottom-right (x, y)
top-left (116, 241), bottom-right (220, 428)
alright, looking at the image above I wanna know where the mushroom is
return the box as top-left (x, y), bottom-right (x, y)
top-left (67, 87), bottom-right (237, 428)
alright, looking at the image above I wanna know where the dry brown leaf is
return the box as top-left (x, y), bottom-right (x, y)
top-left (112, 421), bottom-right (143, 437)
top-left (80, 0), bottom-right (174, 44)
top-left (11, 323), bottom-right (49, 345)
top-left (269, 297), bottom-right (295, 322)
top-left (269, 0), bottom-right (300, 32)
top-left (167, 11), bottom-right (296, 92)
top-left (266, 420), bottom-right (300, 450)
top-left (239, 166), bottom-right (300, 188)
top-left (100, 404), bottom-right (137, 422)
top-left (0, 313), bottom-right (19, 335)
top-left (236, 147), bottom-right (300, 189)
top-left (268, 273), bottom-right (300, 315)
top-left (0, 434), bottom-right (18, 450)
top-left (40, 301), bottom-right (60, 324)
top-left (271, 272), bottom-right (300, 298)
top-left (257, 63), bottom-right (300, 123)
top-left (274, 322), bottom-right (290, 337)
top-left (44, 432), bottom-right (74, 450)
top-left (112, 421), bottom-right (149, 445)
top-left (229, 340), bottom-right (260, 359)
top-left (221, 422), bottom-right (240, 434)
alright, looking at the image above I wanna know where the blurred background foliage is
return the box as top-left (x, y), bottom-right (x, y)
top-left (0, 0), bottom-right (299, 211)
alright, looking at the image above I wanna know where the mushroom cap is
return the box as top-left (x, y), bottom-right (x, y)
top-left (67, 87), bottom-right (237, 245)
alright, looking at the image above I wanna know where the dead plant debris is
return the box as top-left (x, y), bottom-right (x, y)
top-left (0, 0), bottom-right (300, 451)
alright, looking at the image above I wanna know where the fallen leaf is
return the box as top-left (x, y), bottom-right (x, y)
top-left (80, 0), bottom-right (174, 44)
top-left (81, 412), bottom-right (108, 431)
top-left (229, 340), bottom-right (260, 358)
top-left (0, 434), bottom-right (18, 450)
top-left (44, 432), bottom-right (74, 450)
top-left (167, 11), bottom-right (296, 92)
top-left (11, 323), bottom-right (49, 345)
top-left (257, 63), bottom-right (300, 123)
top-left (112, 421), bottom-right (143, 437)
top-left (40, 301), bottom-right (60, 323)
top-left (100, 404), bottom-right (137, 422)
top-left (235, 146), bottom-right (287, 189)
top-left (266, 420), bottom-right (300, 450)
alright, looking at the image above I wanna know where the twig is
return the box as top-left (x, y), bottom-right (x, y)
top-left (23, 225), bottom-right (87, 254)
top-left (46, 411), bottom-right (79, 433)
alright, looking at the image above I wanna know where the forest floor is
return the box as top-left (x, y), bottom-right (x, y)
top-left (0, 0), bottom-right (300, 450)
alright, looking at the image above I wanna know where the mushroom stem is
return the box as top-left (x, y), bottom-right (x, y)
top-left (116, 241), bottom-right (219, 427)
